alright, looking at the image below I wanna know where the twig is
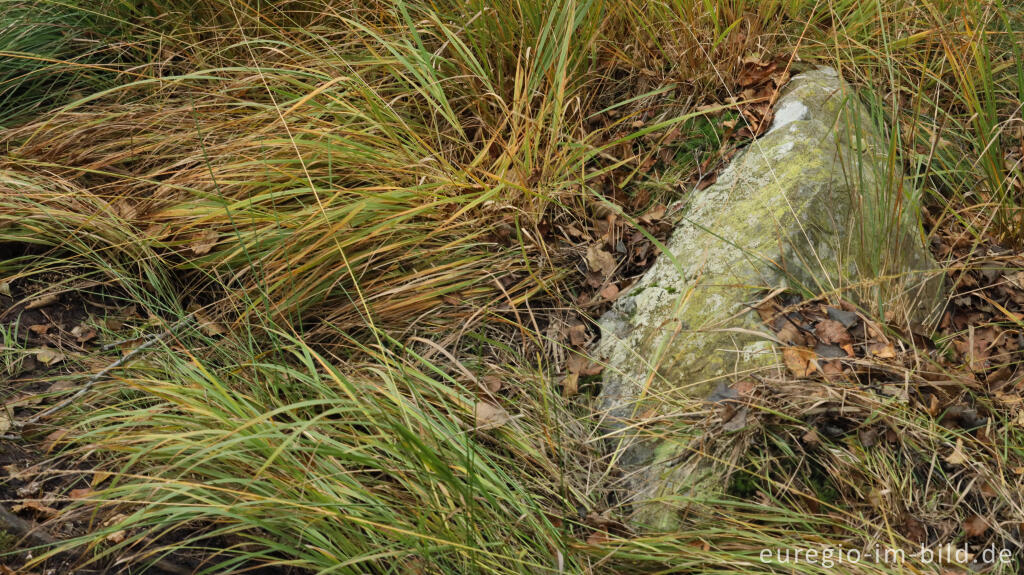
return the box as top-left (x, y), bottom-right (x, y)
top-left (19, 317), bottom-right (193, 426)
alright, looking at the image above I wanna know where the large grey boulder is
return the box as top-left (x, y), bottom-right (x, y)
top-left (594, 67), bottom-right (944, 530)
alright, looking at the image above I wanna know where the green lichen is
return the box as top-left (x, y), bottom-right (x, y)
top-left (594, 67), bottom-right (945, 531)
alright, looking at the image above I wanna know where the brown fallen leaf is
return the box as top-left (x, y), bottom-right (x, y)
top-left (190, 229), bottom-right (220, 256)
top-left (192, 309), bottom-right (227, 337)
top-left (585, 245), bottom-right (617, 277)
top-left (815, 319), bottom-right (852, 346)
top-left (801, 427), bottom-right (820, 446)
top-left (963, 514), bottom-right (988, 538)
top-left (639, 205), bottom-right (666, 225)
top-left (41, 428), bottom-right (70, 452)
top-left (821, 359), bottom-right (845, 381)
top-left (721, 405), bottom-right (748, 432)
top-left (28, 324), bottom-right (49, 335)
top-left (13, 500), bottom-right (60, 517)
top-left (481, 375), bottom-right (502, 394)
top-left (599, 283), bottom-right (620, 301)
top-left (25, 293), bottom-right (59, 310)
top-left (867, 341), bottom-right (896, 359)
top-left (755, 300), bottom-right (781, 323)
top-left (902, 515), bottom-right (927, 543)
top-left (737, 55), bottom-right (778, 87)
top-left (561, 372), bottom-right (579, 398)
top-left (563, 355), bottom-right (603, 398)
top-left (567, 323), bottom-right (588, 347)
top-left (782, 347), bottom-right (817, 377)
top-left (35, 347), bottom-right (65, 366)
top-left (826, 306), bottom-right (859, 328)
top-left (775, 322), bottom-right (805, 346)
top-left (944, 438), bottom-right (969, 465)
top-left (566, 354), bottom-right (603, 377)
top-left (474, 402), bottom-right (510, 429)
top-left (71, 324), bottom-right (97, 344)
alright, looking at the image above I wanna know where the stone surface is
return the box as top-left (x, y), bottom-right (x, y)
top-left (594, 67), bottom-right (944, 530)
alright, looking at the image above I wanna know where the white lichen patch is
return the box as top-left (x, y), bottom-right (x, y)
top-left (768, 100), bottom-right (809, 134)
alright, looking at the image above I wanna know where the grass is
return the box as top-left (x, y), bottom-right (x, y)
top-left (0, 0), bottom-right (1022, 573)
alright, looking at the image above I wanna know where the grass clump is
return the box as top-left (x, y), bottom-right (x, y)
top-left (41, 327), bottom-right (590, 573)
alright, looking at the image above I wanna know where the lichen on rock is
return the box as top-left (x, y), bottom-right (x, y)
top-left (593, 66), bottom-right (944, 530)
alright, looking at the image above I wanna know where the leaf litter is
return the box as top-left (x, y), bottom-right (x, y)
top-left (730, 212), bottom-right (1024, 567)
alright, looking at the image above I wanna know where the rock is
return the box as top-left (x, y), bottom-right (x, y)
top-left (594, 67), bottom-right (944, 530)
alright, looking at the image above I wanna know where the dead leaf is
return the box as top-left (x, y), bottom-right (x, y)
top-left (721, 405), bottom-right (748, 432)
top-left (71, 325), bottom-right (97, 344)
top-left (190, 229), bottom-right (219, 256)
top-left (600, 283), bottom-right (620, 301)
top-left (25, 293), bottom-right (59, 310)
top-left (106, 530), bottom-right (127, 544)
top-left (782, 347), bottom-right (817, 377)
top-left (482, 375), bottom-right (502, 394)
top-left (35, 347), bottom-right (65, 366)
top-left (801, 427), bottom-right (820, 446)
top-left (41, 428), bottom-right (70, 452)
top-left (755, 300), bottom-right (780, 323)
top-left (696, 171), bottom-right (719, 190)
top-left (567, 323), bottom-right (588, 347)
top-left (561, 372), bottom-right (579, 398)
top-left (0, 281), bottom-right (10, 297)
top-left (815, 319), bottom-right (852, 346)
top-left (28, 324), bottom-right (49, 335)
top-left (563, 354), bottom-right (603, 398)
top-left (944, 438), bottom-right (969, 465)
top-left (565, 224), bottom-right (586, 239)
top-left (69, 488), bottom-right (93, 499)
top-left (821, 359), bottom-right (846, 381)
top-left (566, 354), bottom-right (603, 377)
top-left (902, 515), bottom-right (927, 543)
top-left (639, 205), bottom-right (666, 224)
top-left (13, 500), bottom-right (59, 517)
top-left (0, 410), bottom-right (10, 433)
top-left (103, 512), bottom-right (128, 527)
top-left (737, 57), bottom-right (778, 88)
top-left (776, 322), bottom-right (805, 346)
top-left (867, 341), bottom-right (897, 359)
top-left (826, 306), bottom-right (859, 328)
top-left (474, 402), bottom-right (510, 429)
top-left (585, 245), bottom-right (617, 277)
top-left (963, 514), bottom-right (988, 538)
top-left (858, 427), bottom-right (878, 448)
top-left (192, 309), bottom-right (227, 337)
